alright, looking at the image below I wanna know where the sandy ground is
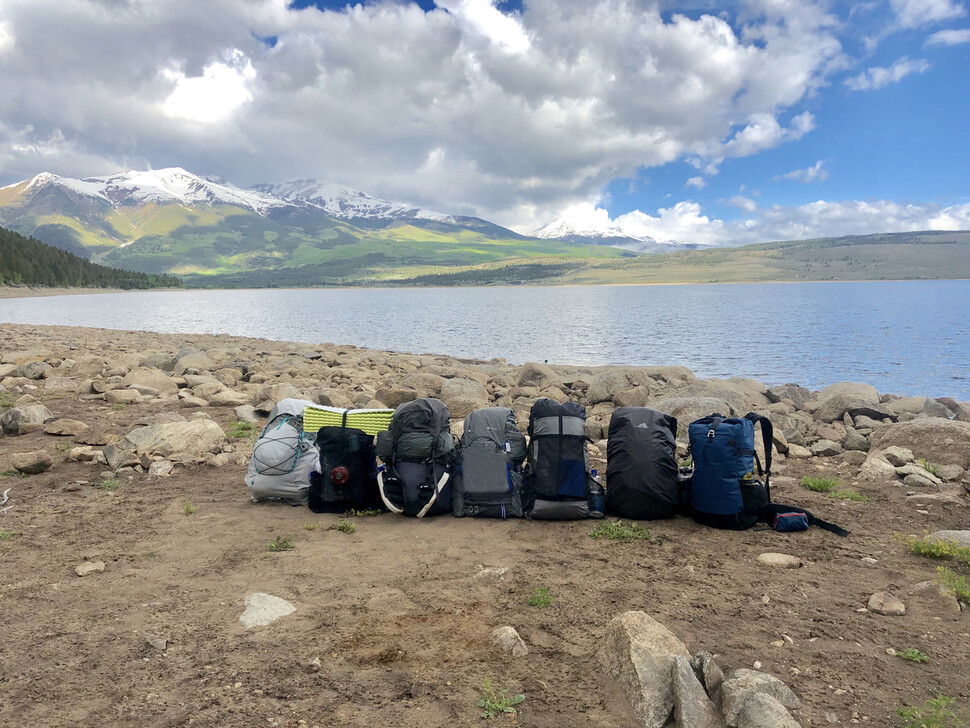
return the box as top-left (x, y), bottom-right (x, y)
top-left (0, 326), bottom-right (968, 727)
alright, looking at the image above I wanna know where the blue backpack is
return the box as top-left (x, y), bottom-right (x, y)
top-left (687, 413), bottom-right (772, 530)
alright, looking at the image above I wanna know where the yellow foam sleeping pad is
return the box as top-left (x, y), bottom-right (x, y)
top-left (302, 405), bottom-right (395, 437)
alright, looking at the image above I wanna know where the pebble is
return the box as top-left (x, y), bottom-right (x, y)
top-left (75, 560), bottom-right (105, 577)
top-left (757, 553), bottom-right (803, 569)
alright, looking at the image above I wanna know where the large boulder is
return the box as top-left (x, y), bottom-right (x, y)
top-left (885, 396), bottom-right (954, 419)
top-left (869, 419), bottom-right (970, 468)
top-left (173, 352), bottom-right (217, 374)
top-left (818, 382), bottom-right (880, 404)
top-left (587, 371), bottom-right (631, 405)
top-left (120, 420), bottom-right (227, 459)
top-left (766, 383), bottom-right (811, 409)
top-left (516, 362), bottom-right (559, 390)
top-left (122, 367), bottom-right (179, 396)
top-left (11, 449), bottom-right (53, 474)
top-left (599, 611), bottom-right (691, 728)
top-left (1, 405), bottom-right (53, 435)
top-left (720, 669), bottom-right (800, 726)
top-left (651, 397), bottom-right (736, 431)
top-left (11, 361), bottom-right (53, 380)
top-left (439, 378), bottom-right (490, 419)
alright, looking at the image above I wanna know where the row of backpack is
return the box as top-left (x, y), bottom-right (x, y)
top-left (246, 396), bottom-right (848, 535)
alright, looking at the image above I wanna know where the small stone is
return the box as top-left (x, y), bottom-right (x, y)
top-left (304, 657), bottom-right (322, 673)
top-left (771, 640), bottom-right (785, 647)
top-left (868, 592), bottom-right (906, 616)
top-left (757, 553), bottom-right (803, 569)
top-left (12, 450), bottom-right (53, 474)
top-left (861, 557), bottom-right (878, 565)
top-left (145, 634), bottom-right (169, 651)
top-left (490, 626), bottom-right (528, 657)
top-left (43, 418), bottom-right (90, 436)
top-left (752, 660), bottom-right (762, 670)
top-left (239, 593), bottom-right (296, 628)
top-left (882, 446), bottom-right (915, 467)
top-left (75, 560), bottom-right (105, 577)
top-left (148, 460), bottom-right (174, 477)
top-left (787, 444), bottom-right (812, 459)
top-left (885, 648), bottom-right (896, 655)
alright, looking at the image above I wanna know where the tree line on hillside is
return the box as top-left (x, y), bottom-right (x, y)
top-left (0, 226), bottom-right (182, 289)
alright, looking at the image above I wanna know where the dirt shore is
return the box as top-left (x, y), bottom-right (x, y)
top-left (0, 323), bottom-right (967, 727)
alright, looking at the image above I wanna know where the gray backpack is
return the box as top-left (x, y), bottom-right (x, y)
top-left (246, 398), bottom-right (319, 506)
top-left (454, 407), bottom-right (527, 519)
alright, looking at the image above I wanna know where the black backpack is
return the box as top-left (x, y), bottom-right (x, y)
top-left (375, 398), bottom-right (457, 518)
top-left (605, 407), bottom-right (679, 520)
top-left (524, 398), bottom-right (600, 519)
top-left (308, 425), bottom-right (384, 513)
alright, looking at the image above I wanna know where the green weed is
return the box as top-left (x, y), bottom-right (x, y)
top-left (0, 528), bottom-right (15, 540)
top-left (227, 420), bottom-right (257, 439)
top-left (897, 695), bottom-right (966, 728)
top-left (908, 538), bottom-right (970, 569)
top-left (182, 501), bottom-right (196, 516)
top-left (800, 476), bottom-right (839, 492)
top-left (589, 520), bottom-right (652, 542)
top-left (95, 478), bottom-right (118, 491)
top-left (937, 567), bottom-right (970, 605)
top-left (303, 521), bottom-right (321, 531)
top-left (53, 441), bottom-right (75, 452)
top-left (896, 648), bottom-right (930, 664)
top-left (1, 469), bottom-right (27, 479)
top-left (344, 508), bottom-right (382, 517)
top-left (328, 518), bottom-right (356, 534)
top-left (110, 402), bottom-right (128, 411)
top-left (478, 677), bottom-right (525, 719)
top-left (919, 458), bottom-right (940, 476)
top-left (830, 488), bottom-right (869, 502)
top-left (266, 535), bottom-right (295, 552)
top-left (526, 586), bottom-right (554, 607)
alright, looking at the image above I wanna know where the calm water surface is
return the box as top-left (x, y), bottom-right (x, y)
top-left (1, 281), bottom-right (968, 399)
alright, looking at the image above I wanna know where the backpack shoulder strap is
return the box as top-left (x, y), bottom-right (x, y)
top-left (744, 412), bottom-right (773, 501)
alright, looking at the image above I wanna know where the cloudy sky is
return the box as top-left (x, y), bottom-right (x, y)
top-left (0, 0), bottom-right (968, 245)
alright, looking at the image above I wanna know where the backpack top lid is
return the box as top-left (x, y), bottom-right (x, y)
top-left (607, 406), bottom-right (677, 450)
top-left (377, 397), bottom-right (455, 463)
top-left (462, 407), bottom-right (527, 461)
top-left (389, 398), bottom-right (451, 437)
top-left (528, 398), bottom-right (586, 437)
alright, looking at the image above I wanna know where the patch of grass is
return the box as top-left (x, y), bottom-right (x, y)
top-left (0, 528), bottom-right (15, 540)
top-left (908, 538), bottom-right (970, 569)
top-left (800, 476), bottom-right (839, 492)
top-left (897, 695), bottom-right (966, 727)
top-left (182, 501), bottom-right (196, 516)
top-left (344, 508), bottom-right (383, 517)
top-left (267, 535), bottom-right (294, 552)
top-left (95, 477), bottom-right (118, 491)
top-left (896, 648), bottom-right (930, 664)
top-left (937, 567), bottom-right (970, 605)
top-left (328, 518), bottom-right (356, 534)
top-left (918, 458), bottom-right (940, 476)
top-left (478, 677), bottom-right (525, 719)
top-left (303, 521), bottom-right (321, 531)
top-left (227, 420), bottom-right (257, 439)
top-left (1, 469), bottom-right (27, 479)
top-left (53, 441), bottom-right (76, 452)
top-left (110, 402), bottom-right (128, 411)
top-left (589, 519), bottom-right (652, 542)
top-left (526, 586), bottom-right (554, 607)
top-left (830, 488), bottom-right (869, 502)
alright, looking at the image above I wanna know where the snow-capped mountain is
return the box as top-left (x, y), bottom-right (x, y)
top-left (252, 179), bottom-right (454, 223)
top-left (534, 216), bottom-right (707, 253)
top-left (12, 168), bottom-right (280, 215)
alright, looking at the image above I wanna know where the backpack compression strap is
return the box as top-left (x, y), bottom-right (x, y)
top-left (744, 413), bottom-right (773, 502)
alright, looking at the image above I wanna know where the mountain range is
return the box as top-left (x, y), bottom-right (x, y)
top-left (0, 168), bottom-right (636, 285)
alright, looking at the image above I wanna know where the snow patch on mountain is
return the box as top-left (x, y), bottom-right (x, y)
top-left (253, 179), bottom-right (454, 222)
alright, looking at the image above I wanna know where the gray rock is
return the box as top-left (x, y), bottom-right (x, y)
top-left (1, 404), bottom-right (53, 435)
top-left (122, 367), bottom-right (179, 395)
top-left (905, 491), bottom-right (966, 507)
top-left (652, 397), bottom-right (737, 429)
top-left (813, 394), bottom-right (873, 424)
top-left (121, 419), bottom-right (227, 460)
top-left (853, 414), bottom-right (892, 429)
top-left (75, 560), bottom-right (105, 577)
top-left (260, 382), bottom-right (303, 402)
top-left (766, 384), bottom-right (811, 409)
top-left (721, 669), bottom-right (801, 726)
top-left (903, 472), bottom-right (938, 488)
top-left (517, 361), bottom-right (559, 390)
top-left (937, 464), bottom-right (966, 482)
top-left (867, 591), bottom-right (906, 616)
top-left (926, 530), bottom-right (970, 548)
top-left (841, 450), bottom-right (867, 466)
top-left (672, 655), bottom-right (723, 727)
top-left (239, 593), bottom-right (296, 628)
top-left (735, 693), bottom-right (802, 728)
top-left (870, 419), bottom-right (970, 468)
top-left (587, 371), bottom-right (631, 404)
top-left (101, 444), bottom-right (139, 469)
top-left (757, 553), bottom-right (802, 569)
top-left (440, 378), bottom-right (490, 419)
top-left (846, 403), bottom-right (896, 421)
top-left (859, 453), bottom-right (898, 480)
top-left (599, 611), bottom-right (691, 728)
top-left (148, 460), bottom-right (174, 476)
top-left (896, 463), bottom-right (942, 483)
top-left (192, 382), bottom-right (225, 398)
top-left (883, 445), bottom-right (915, 467)
top-left (613, 387), bottom-right (653, 408)
top-left (819, 381), bottom-right (880, 404)
top-left (44, 376), bottom-right (79, 392)
top-left (810, 439), bottom-right (843, 457)
top-left (885, 396), bottom-right (954, 419)
top-left (144, 634), bottom-right (169, 651)
top-left (12, 450), bottom-right (53, 474)
top-left (11, 361), bottom-right (53, 380)
top-left (208, 390), bottom-right (251, 407)
top-left (43, 419), bottom-right (90, 436)
top-left (490, 626), bottom-right (528, 657)
top-left (842, 429), bottom-right (869, 452)
top-left (173, 352), bottom-right (217, 374)
top-left (786, 444), bottom-right (812, 459)
top-left (234, 404), bottom-right (260, 425)
top-left (692, 651), bottom-right (725, 697)
top-left (104, 389), bottom-right (141, 405)
top-left (375, 388), bottom-right (418, 408)
top-left (908, 580), bottom-right (963, 618)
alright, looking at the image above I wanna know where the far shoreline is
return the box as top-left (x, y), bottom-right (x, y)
top-left (2, 277), bottom-right (968, 299)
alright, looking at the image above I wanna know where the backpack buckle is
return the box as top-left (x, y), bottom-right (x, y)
top-left (707, 428), bottom-right (716, 440)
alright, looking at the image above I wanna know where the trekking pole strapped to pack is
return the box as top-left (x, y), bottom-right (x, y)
top-left (375, 398), bottom-right (457, 518)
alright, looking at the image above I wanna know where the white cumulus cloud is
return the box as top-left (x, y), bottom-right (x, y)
top-left (845, 56), bottom-right (931, 90)
top-left (774, 159), bottom-right (829, 183)
top-left (891, 0), bottom-right (966, 28)
top-left (925, 27), bottom-right (970, 43)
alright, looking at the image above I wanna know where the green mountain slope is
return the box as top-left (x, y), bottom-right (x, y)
top-left (0, 225), bottom-right (182, 289)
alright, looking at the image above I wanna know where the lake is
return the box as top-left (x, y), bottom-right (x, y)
top-left (1, 281), bottom-right (968, 399)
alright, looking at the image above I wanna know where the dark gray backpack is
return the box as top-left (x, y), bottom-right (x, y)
top-left (375, 398), bottom-right (457, 517)
top-left (454, 407), bottom-right (527, 519)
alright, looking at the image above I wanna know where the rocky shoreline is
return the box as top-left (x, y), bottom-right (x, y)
top-left (2, 322), bottom-right (969, 727)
